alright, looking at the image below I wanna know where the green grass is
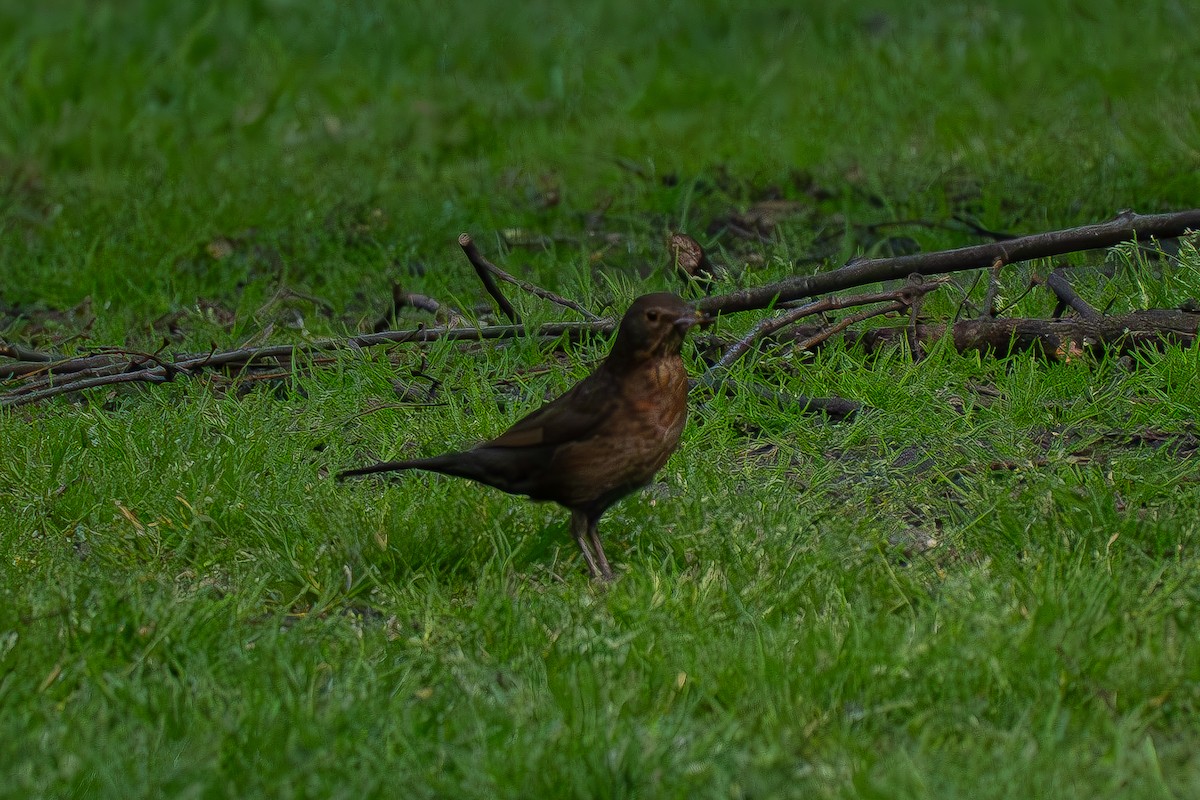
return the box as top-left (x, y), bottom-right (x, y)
top-left (3, 1), bottom-right (1200, 797)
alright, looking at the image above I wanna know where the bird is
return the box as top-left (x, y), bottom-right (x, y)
top-left (338, 292), bottom-right (705, 581)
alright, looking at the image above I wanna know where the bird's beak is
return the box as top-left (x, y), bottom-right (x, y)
top-left (675, 309), bottom-right (709, 331)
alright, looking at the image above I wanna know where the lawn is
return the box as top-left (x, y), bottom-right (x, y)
top-left (2, 1), bottom-right (1199, 797)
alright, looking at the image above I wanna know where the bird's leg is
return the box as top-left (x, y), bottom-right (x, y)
top-left (586, 515), bottom-right (614, 582)
top-left (571, 510), bottom-right (603, 579)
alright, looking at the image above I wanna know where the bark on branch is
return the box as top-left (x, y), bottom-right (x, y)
top-left (699, 209), bottom-right (1200, 315)
top-left (0, 321), bottom-right (614, 408)
top-left (782, 309), bottom-right (1199, 359)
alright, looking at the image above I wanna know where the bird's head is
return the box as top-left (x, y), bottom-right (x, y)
top-left (608, 292), bottom-right (706, 366)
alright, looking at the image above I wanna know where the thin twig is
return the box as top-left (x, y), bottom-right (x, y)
top-left (994, 275), bottom-right (1041, 318)
top-left (457, 233), bottom-right (599, 320)
top-left (694, 280), bottom-right (941, 416)
top-left (704, 281), bottom-right (945, 380)
top-left (1045, 268), bottom-right (1103, 321)
top-left (793, 301), bottom-right (907, 351)
top-left (3, 348), bottom-right (177, 395)
top-left (0, 342), bottom-right (57, 363)
top-left (10, 369), bottom-right (172, 405)
top-left (707, 300), bottom-right (825, 376)
top-left (6, 363), bottom-right (123, 396)
top-left (1, 320), bottom-right (616, 408)
top-left (457, 233), bottom-right (520, 323)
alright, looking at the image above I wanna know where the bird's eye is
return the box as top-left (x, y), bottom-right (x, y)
top-left (645, 310), bottom-right (659, 322)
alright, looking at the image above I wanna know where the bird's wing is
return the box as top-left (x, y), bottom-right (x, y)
top-left (487, 370), bottom-right (619, 449)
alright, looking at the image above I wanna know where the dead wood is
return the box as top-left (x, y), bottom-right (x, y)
top-left (0, 321), bottom-right (614, 408)
top-left (702, 277), bottom-right (945, 381)
top-left (457, 232), bottom-right (602, 321)
top-left (458, 233), bottom-right (521, 322)
top-left (1045, 268), bottom-right (1103, 321)
top-left (782, 309), bottom-right (1198, 359)
top-left (3, 209), bottom-right (1198, 409)
top-left (0, 342), bottom-right (56, 363)
top-left (699, 209), bottom-right (1200, 315)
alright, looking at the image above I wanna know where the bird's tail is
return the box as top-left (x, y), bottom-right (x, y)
top-left (336, 459), bottom-right (428, 481)
top-left (337, 452), bottom-right (487, 483)
top-left (338, 447), bottom-right (542, 499)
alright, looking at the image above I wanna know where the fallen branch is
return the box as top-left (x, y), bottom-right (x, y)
top-left (700, 209), bottom-right (1200, 315)
top-left (0, 342), bottom-right (56, 363)
top-left (5, 210), bottom-right (1197, 409)
top-left (1, 320), bottom-right (614, 408)
top-left (794, 300), bottom-right (907, 352)
top-left (453, 232), bottom-right (600, 321)
top-left (693, 280), bottom-right (942, 419)
top-left (703, 278), bottom-right (945, 379)
top-left (784, 308), bottom-right (1199, 359)
top-left (1045, 269), bottom-right (1103, 321)
top-left (458, 233), bottom-right (520, 322)
top-left (691, 301), bottom-right (905, 420)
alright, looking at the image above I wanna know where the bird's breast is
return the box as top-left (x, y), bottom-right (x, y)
top-left (547, 355), bottom-right (690, 508)
top-left (624, 357), bottom-right (689, 441)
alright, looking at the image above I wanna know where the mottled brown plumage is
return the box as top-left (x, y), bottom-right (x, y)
top-left (338, 292), bottom-right (703, 580)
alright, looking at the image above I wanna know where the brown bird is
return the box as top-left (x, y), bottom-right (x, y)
top-left (338, 292), bottom-right (704, 580)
